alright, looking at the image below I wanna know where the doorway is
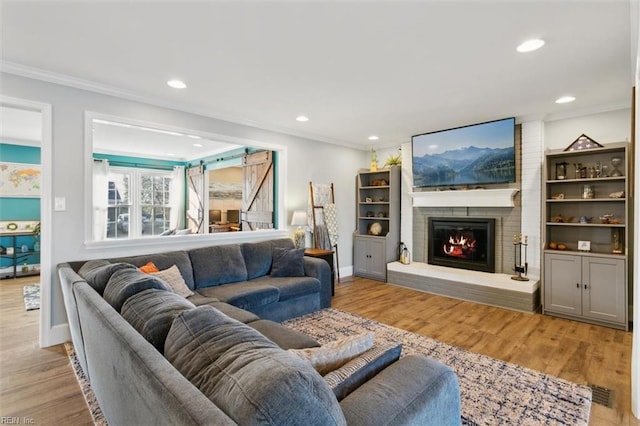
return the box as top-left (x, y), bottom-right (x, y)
top-left (0, 96), bottom-right (52, 347)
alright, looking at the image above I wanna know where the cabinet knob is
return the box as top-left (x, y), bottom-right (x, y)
top-left (576, 283), bottom-right (579, 288)
top-left (584, 284), bottom-right (588, 290)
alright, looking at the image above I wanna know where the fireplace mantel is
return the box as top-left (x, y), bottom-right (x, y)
top-left (410, 188), bottom-right (519, 208)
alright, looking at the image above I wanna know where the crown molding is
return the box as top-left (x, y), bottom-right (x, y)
top-left (0, 61), bottom-right (364, 150)
top-left (543, 102), bottom-right (631, 123)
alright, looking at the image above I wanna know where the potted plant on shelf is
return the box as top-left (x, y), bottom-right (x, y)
top-left (384, 152), bottom-right (402, 168)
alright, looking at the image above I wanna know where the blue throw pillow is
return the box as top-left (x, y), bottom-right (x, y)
top-left (323, 344), bottom-right (403, 401)
top-left (270, 247), bottom-right (305, 277)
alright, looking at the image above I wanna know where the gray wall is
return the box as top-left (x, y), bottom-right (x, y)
top-left (1, 72), bottom-right (366, 344)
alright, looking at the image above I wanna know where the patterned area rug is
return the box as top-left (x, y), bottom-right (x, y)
top-left (284, 308), bottom-right (592, 426)
top-left (64, 343), bottom-right (107, 426)
top-left (22, 285), bottom-right (40, 311)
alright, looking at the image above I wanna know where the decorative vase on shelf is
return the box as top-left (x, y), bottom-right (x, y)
top-left (370, 149), bottom-right (378, 172)
top-left (610, 157), bottom-right (623, 177)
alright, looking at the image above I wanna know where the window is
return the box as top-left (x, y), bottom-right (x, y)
top-left (106, 166), bottom-right (172, 239)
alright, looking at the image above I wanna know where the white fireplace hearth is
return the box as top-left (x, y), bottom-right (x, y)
top-left (387, 261), bottom-right (540, 312)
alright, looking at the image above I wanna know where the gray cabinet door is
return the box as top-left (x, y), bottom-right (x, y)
top-left (582, 257), bottom-right (626, 324)
top-left (353, 236), bottom-right (369, 276)
top-left (353, 235), bottom-right (387, 281)
top-left (544, 253), bottom-right (582, 315)
top-left (368, 238), bottom-right (387, 281)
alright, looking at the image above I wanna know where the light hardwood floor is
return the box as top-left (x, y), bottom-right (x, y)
top-left (333, 277), bottom-right (638, 426)
top-left (0, 275), bottom-right (637, 425)
top-left (0, 276), bottom-right (93, 425)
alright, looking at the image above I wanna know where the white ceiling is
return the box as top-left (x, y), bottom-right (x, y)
top-left (0, 1), bottom-right (635, 152)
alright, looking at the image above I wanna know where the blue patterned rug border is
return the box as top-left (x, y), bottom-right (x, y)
top-left (284, 308), bottom-right (592, 426)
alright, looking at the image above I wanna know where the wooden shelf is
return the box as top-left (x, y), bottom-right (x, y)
top-left (546, 222), bottom-right (625, 227)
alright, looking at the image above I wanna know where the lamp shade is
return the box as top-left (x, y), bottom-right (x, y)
top-left (291, 210), bottom-right (308, 227)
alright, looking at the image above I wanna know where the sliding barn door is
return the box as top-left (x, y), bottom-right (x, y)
top-left (242, 151), bottom-right (274, 230)
top-left (186, 164), bottom-right (205, 233)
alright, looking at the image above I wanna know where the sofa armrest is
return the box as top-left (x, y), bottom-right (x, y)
top-left (340, 355), bottom-right (461, 426)
top-left (58, 263), bottom-right (91, 380)
top-left (303, 256), bottom-right (332, 308)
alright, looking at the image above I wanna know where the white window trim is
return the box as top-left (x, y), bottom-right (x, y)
top-left (106, 166), bottom-right (173, 239)
top-left (84, 111), bottom-right (289, 250)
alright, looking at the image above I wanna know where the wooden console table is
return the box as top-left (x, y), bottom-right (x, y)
top-left (304, 248), bottom-right (335, 296)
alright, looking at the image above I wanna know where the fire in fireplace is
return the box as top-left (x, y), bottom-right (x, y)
top-left (443, 234), bottom-right (477, 258)
top-left (428, 217), bottom-right (495, 273)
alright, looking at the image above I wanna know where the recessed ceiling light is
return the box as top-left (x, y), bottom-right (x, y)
top-left (516, 39), bottom-right (545, 53)
top-left (368, 135), bottom-right (379, 141)
top-left (555, 96), bottom-right (576, 104)
top-left (167, 79), bottom-right (187, 89)
top-left (193, 143), bottom-right (203, 148)
top-left (296, 115), bottom-right (309, 122)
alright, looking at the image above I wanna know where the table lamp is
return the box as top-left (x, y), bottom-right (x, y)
top-left (291, 211), bottom-right (308, 249)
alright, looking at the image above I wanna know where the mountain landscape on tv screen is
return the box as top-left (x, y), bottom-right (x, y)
top-left (413, 145), bottom-right (515, 187)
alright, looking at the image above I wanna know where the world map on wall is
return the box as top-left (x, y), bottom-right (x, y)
top-left (0, 162), bottom-right (41, 197)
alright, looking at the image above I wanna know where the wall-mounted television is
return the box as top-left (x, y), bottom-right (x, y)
top-left (412, 117), bottom-right (515, 188)
top-left (226, 209), bottom-right (240, 224)
top-left (209, 209), bottom-right (222, 224)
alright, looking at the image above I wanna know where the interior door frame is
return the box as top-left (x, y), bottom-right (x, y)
top-left (1, 95), bottom-right (54, 347)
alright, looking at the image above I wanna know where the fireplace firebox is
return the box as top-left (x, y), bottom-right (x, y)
top-left (428, 217), bottom-right (495, 273)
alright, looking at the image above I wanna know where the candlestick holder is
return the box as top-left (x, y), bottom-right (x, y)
top-left (511, 233), bottom-right (529, 281)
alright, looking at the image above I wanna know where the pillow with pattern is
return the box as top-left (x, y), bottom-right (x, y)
top-left (288, 332), bottom-right (374, 375)
top-left (150, 265), bottom-right (194, 298)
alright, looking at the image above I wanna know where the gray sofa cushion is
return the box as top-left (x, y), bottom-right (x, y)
top-left (208, 301), bottom-right (260, 323)
top-left (340, 355), bottom-right (461, 426)
top-left (197, 282), bottom-right (280, 310)
top-left (121, 289), bottom-right (195, 353)
top-left (186, 295), bottom-right (260, 323)
top-left (185, 292), bottom-right (219, 306)
top-left (271, 247), bottom-right (306, 277)
top-left (165, 306), bottom-right (347, 426)
top-left (108, 251), bottom-right (196, 290)
top-left (189, 244), bottom-right (248, 288)
top-left (253, 275), bottom-right (321, 301)
top-left (78, 261), bottom-right (137, 295)
top-left (241, 240), bottom-right (274, 279)
top-left (248, 319), bottom-right (320, 349)
top-left (103, 268), bottom-right (171, 312)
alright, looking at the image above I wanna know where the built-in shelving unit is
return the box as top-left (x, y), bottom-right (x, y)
top-left (353, 166), bottom-right (400, 281)
top-left (542, 142), bottom-right (631, 330)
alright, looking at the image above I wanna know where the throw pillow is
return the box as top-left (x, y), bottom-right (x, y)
top-left (77, 259), bottom-right (110, 277)
top-left (121, 288), bottom-right (195, 353)
top-left (324, 343), bottom-right (402, 401)
top-left (78, 261), bottom-right (137, 295)
top-left (103, 268), bottom-right (171, 312)
top-left (150, 265), bottom-right (194, 297)
top-left (271, 247), bottom-right (305, 277)
top-left (139, 261), bottom-right (160, 273)
top-left (288, 332), bottom-right (374, 375)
